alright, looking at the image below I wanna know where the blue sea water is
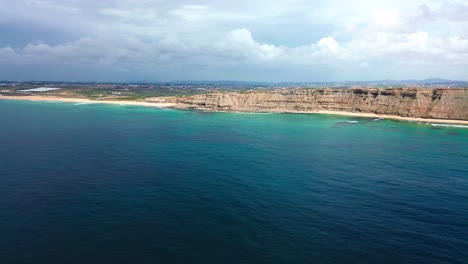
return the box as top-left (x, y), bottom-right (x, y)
top-left (0, 100), bottom-right (467, 264)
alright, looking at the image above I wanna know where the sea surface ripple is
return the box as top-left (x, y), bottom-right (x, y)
top-left (0, 100), bottom-right (467, 264)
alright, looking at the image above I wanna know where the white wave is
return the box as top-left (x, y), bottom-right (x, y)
top-left (231, 111), bottom-right (273, 115)
top-left (430, 124), bottom-right (468, 128)
top-left (346, 120), bottom-right (359, 123)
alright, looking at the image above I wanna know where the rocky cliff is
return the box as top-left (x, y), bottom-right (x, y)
top-left (163, 88), bottom-right (468, 120)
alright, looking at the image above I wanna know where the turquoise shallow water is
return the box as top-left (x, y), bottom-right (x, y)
top-left (0, 100), bottom-right (467, 264)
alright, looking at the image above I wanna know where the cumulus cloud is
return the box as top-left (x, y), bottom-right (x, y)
top-left (217, 28), bottom-right (284, 61)
top-left (318, 37), bottom-right (340, 54)
top-left (0, 0), bottom-right (468, 81)
top-left (0, 47), bottom-right (17, 63)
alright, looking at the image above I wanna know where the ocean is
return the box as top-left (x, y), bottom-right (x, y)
top-left (0, 100), bottom-right (467, 264)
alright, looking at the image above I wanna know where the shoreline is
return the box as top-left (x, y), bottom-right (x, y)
top-left (1, 95), bottom-right (468, 125)
top-left (219, 109), bottom-right (468, 125)
top-left (0, 95), bottom-right (175, 108)
top-left (308, 110), bottom-right (468, 125)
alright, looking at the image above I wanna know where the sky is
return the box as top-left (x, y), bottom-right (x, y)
top-left (0, 0), bottom-right (467, 82)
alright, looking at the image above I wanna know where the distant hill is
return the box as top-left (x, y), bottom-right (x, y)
top-left (2, 78), bottom-right (467, 87)
top-left (171, 78), bottom-right (468, 87)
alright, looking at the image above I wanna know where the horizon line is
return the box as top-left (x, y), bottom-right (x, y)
top-left (1, 78), bottom-right (467, 84)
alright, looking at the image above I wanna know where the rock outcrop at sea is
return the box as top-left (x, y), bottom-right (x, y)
top-left (163, 88), bottom-right (468, 120)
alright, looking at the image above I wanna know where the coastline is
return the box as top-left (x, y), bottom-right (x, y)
top-left (0, 95), bottom-right (175, 108)
top-left (1, 95), bottom-right (468, 125)
top-left (310, 110), bottom-right (468, 125)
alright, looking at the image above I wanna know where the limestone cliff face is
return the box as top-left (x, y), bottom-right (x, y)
top-left (164, 88), bottom-right (468, 120)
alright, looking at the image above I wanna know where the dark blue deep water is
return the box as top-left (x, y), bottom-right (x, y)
top-left (1, 100), bottom-right (467, 264)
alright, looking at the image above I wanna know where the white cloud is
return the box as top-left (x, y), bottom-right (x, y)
top-left (0, 47), bottom-right (18, 63)
top-left (370, 9), bottom-right (404, 31)
top-left (217, 28), bottom-right (284, 61)
top-left (171, 5), bottom-right (211, 21)
top-left (318, 37), bottom-right (339, 54)
top-left (0, 0), bottom-right (468, 81)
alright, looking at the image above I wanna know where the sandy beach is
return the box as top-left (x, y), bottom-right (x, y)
top-left (1, 95), bottom-right (467, 125)
top-left (0, 95), bottom-right (175, 108)
top-left (312, 110), bottom-right (468, 125)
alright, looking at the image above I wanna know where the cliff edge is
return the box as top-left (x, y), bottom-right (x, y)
top-left (161, 88), bottom-right (468, 120)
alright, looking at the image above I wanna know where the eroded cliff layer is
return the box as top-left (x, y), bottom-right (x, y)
top-left (164, 88), bottom-right (468, 120)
